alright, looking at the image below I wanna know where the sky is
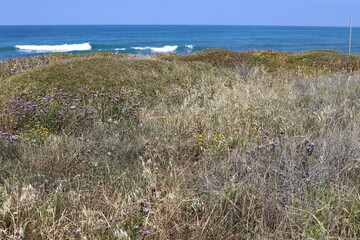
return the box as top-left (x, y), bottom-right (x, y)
top-left (1, 0), bottom-right (359, 27)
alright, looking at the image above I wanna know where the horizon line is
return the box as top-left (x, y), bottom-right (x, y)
top-left (0, 23), bottom-right (358, 28)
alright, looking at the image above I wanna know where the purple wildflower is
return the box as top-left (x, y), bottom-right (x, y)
top-left (139, 230), bottom-right (151, 235)
top-left (138, 198), bottom-right (150, 207)
top-left (142, 208), bottom-right (150, 213)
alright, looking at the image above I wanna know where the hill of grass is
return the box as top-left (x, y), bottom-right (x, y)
top-left (1, 56), bottom-right (235, 101)
top-left (0, 49), bottom-right (359, 239)
top-left (158, 48), bottom-right (360, 73)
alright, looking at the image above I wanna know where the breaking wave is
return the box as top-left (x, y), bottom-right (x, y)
top-left (132, 45), bottom-right (178, 53)
top-left (15, 43), bottom-right (92, 52)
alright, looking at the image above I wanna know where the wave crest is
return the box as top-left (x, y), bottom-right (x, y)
top-left (15, 43), bottom-right (91, 52)
top-left (132, 45), bottom-right (178, 53)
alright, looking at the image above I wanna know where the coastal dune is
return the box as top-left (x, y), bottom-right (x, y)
top-left (0, 49), bottom-right (359, 239)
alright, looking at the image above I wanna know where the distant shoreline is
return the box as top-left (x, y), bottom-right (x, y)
top-left (1, 47), bottom-right (360, 63)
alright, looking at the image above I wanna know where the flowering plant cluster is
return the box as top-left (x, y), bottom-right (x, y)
top-left (0, 88), bottom-right (142, 143)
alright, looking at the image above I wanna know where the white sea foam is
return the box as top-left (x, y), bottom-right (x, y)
top-left (15, 43), bottom-right (91, 52)
top-left (114, 48), bottom-right (126, 51)
top-left (132, 47), bottom-right (148, 51)
top-left (151, 46), bottom-right (178, 53)
top-left (132, 45), bottom-right (178, 53)
top-left (185, 45), bottom-right (195, 49)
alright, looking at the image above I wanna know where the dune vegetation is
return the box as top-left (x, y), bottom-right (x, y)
top-left (0, 49), bottom-right (359, 239)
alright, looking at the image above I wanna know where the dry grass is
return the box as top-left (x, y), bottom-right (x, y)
top-left (0, 50), bottom-right (359, 239)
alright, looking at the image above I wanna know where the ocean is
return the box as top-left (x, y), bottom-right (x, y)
top-left (0, 25), bottom-right (359, 60)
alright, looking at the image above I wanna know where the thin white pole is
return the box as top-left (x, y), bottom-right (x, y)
top-left (349, 16), bottom-right (352, 54)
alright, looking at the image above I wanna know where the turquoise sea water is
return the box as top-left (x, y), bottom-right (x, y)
top-left (0, 25), bottom-right (359, 60)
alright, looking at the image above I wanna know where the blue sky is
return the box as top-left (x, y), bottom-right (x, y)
top-left (1, 0), bottom-right (359, 26)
